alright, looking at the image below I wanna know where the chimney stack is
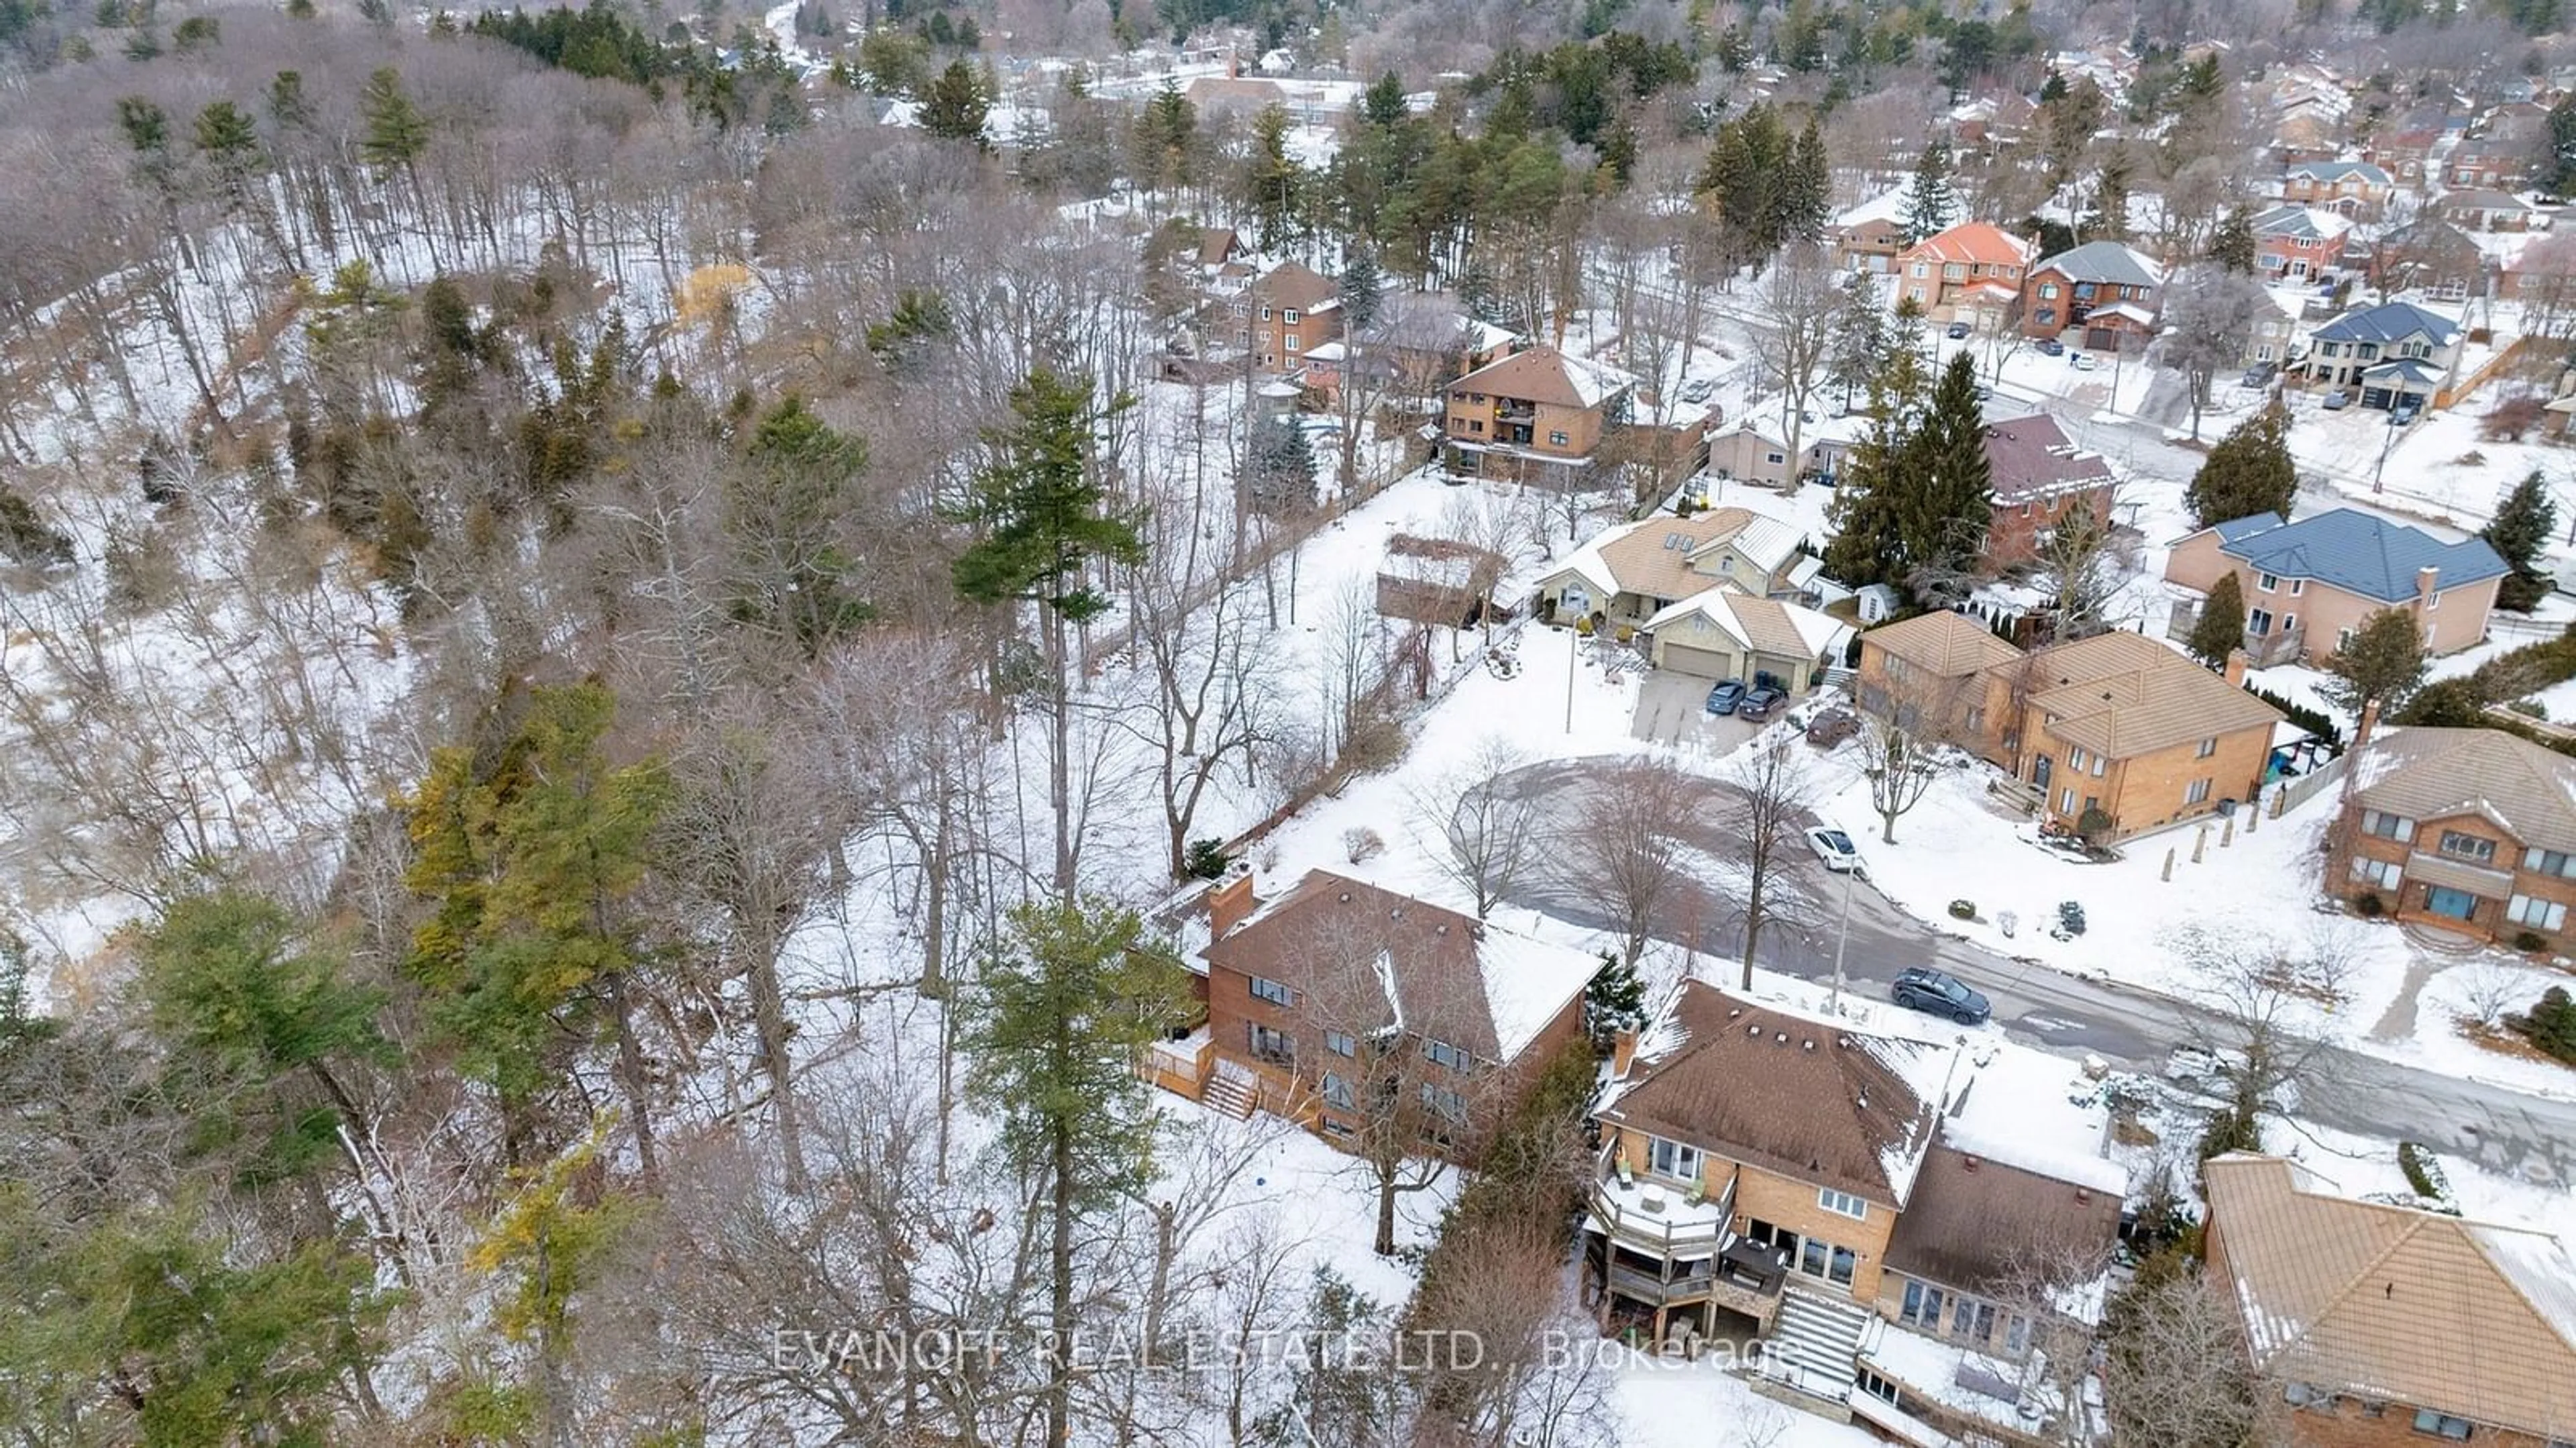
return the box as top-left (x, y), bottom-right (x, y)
top-left (1208, 870), bottom-right (1256, 939)
top-left (2416, 564), bottom-right (2440, 605)
top-left (2355, 699), bottom-right (2382, 751)
top-left (1611, 1027), bottom-right (1639, 1078)
top-left (2224, 648), bottom-right (2249, 688)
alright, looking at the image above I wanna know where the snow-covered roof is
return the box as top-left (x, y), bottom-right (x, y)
top-left (2031, 240), bottom-right (2165, 289)
top-left (1939, 1043), bottom-right (2127, 1196)
top-left (2252, 203), bottom-right (2355, 242)
top-left (1833, 188), bottom-right (1910, 229)
top-left (1642, 590), bottom-right (1849, 664)
top-left (2348, 725), bottom-right (2576, 853)
top-left (2285, 159), bottom-right (2388, 186)
top-left (2308, 300), bottom-right (2462, 347)
top-left (1449, 344), bottom-right (1635, 411)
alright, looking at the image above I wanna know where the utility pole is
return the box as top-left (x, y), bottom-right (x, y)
top-left (1827, 863), bottom-right (1860, 1014)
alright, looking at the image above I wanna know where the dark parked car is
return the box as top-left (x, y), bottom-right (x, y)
top-left (1737, 686), bottom-right (1786, 720)
top-left (2389, 400), bottom-right (2420, 427)
top-left (1705, 680), bottom-right (1748, 715)
top-left (1805, 707), bottom-right (1860, 747)
top-left (2241, 362), bottom-right (2276, 387)
top-left (1892, 967), bottom-right (1991, 1026)
top-left (1945, 321), bottom-right (1972, 340)
top-left (2037, 338), bottom-right (2064, 356)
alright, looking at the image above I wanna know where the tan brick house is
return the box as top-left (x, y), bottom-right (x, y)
top-left (1894, 221), bottom-right (2036, 329)
top-left (1582, 984), bottom-right (2123, 1404)
top-left (1186, 870), bottom-right (1599, 1151)
top-left (2332, 725), bottom-right (2576, 948)
top-left (2204, 1154), bottom-right (2576, 1448)
top-left (1232, 261), bottom-right (1342, 374)
top-left (1858, 615), bottom-right (2283, 840)
top-left (2163, 508), bottom-right (2505, 666)
top-left (1440, 344), bottom-right (1635, 489)
top-left (1534, 506), bottom-right (1825, 631)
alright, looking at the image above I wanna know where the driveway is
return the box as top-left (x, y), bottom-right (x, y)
top-left (1631, 670), bottom-right (1766, 752)
top-left (1492, 755), bottom-right (2576, 1186)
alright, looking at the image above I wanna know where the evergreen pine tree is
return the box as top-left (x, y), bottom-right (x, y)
top-left (1244, 102), bottom-right (1304, 250)
top-left (2320, 607), bottom-right (2430, 721)
top-left (2206, 205), bottom-right (2257, 273)
top-left (2085, 154), bottom-right (2131, 242)
top-left (357, 67), bottom-right (429, 178)
top-left (920, 58), bottom-right (990, 152)
top-left (1782, 118), bottom-right (1833, 244)
top-left (1896, 350), bottom-right (1994, 598)
top-left (1898, 138), bottom-right (1959, 244)
top-left (2185, 401), bottom-right (2298, 529)
top-left (965, 897), bottom-right (1189, 1448)
top-left (2186, 570), bottom-right (2247, 668)
top-left (1823, 340), bottom-right (1931, 586)
top-left (1336, 247), bottom-right (1384, 335)
top-left (2481, 470), bottom-right (2557, 612)
top-left (1826, 270), bottom-right (1885, 413)
top-left (1243, 415), bottom-right (1317, 515)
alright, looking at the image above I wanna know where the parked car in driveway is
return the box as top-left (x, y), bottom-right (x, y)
top-left (1891, 967), bottom-right (1991, 1025)
top-left (2037, 338), bottom-right (2064, 356)
top-left (1805, 707), bottom-right (1860, 747)
top-left (2322, 389), bottom-right (2351, 410)
top-left (1945, 321), bottom-right (1971, 339)
top-left (1805, 826), bottom-right (1861, 872)
top-left (2070, 352), bottom-right (2098, 371)
top-left (1737, 685), bottom-right (1785, 720)
top-left (2241, 362), bottom-right (2275, 387)
top-left (1705, 680), bottom-right (1748, 715)
top-left (1681, 378), bottom-right (1715, 404)
top-left (2389, 399), bottom-right (2420, 427)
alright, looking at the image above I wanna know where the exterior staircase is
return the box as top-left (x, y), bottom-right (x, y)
top-left (1201, 1059), bottom-right (1260, 1121)
top-left (1764, 1288), bottom-right (1874, 1404)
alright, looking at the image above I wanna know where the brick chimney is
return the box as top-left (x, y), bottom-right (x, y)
top-left (2416, 564), bottom-right (2440, 607)
top-left (1207, 870), bottom-right (1256, 939)
top-left (2224, 648), bottom-right (2249, 687)
top-left (1611, 1027), bottom-right (1639, 1078)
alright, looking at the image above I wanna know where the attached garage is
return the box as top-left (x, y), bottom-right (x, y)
top-left (1657, 641), bottom-right (1739, 680)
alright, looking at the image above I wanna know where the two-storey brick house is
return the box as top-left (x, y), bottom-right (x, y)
top-left (1232, 261), bottom-right (1342, 374)
top-left (1981, 414), bottom-right (2116, 568)
top-left (1440, 343), bottom-right (1635, 490)
top-left (1893, 222), bottom-right (2036, 330)
top-left (2019, 241), bottom-right (2164, 348)
top-left (2164, 508), bottom-right (2505, 665)
top-left (2280, 159), bottom-right (2394, 215)
top-left (2252, 204), bottom-right (2355, 280)
top-left (1188, 870), bottom-right (1600, 1151)
top-left (2204, 1154), bottom-right (2576, 1448)
top-left (2332, 725), bottom-right (2576, 948)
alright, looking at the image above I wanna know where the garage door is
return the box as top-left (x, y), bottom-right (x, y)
top-left (1660, 643), bottom-right (1735, 680)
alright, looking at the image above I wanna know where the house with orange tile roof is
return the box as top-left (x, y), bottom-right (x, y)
top-left (1893, 222), bottom-right (2037, 331)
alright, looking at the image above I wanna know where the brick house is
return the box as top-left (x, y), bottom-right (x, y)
top-left (2446, 139), bottom-right (2528, 191)
top-left (2332, 725), bottom-right (2576, 947)
top-left (2294, 301), bottom-right (2464, 411)
top-left (1894, 222), bottom-right (2037, 329)
top-left (2435, 187), bottom-right (2534, 234)
top-left (2204, 1153), bottom-right (2576, 1447)
top-left (1639, 589), bottom-right (1849, 694)
top-left (1440, 344), bottom-right (1635, 489)
top-left (1858, 615), bottom-right (2283, 840)
top-left (1185, 870), bottom-right (1599, 1149)
top-left (1534, 506), bottom-right (1825, 631)
top-left (2367, 218), bottom-right (2487, 303)
top-left (2252, 205), bottom-right (2355, 280)
top-left (2280, 159), bottom-right (2394, 215)
top-left (1220, 261), bottom-right (1342, 375)
top-left (1981, 414), bottom-right (2115, 568)
top-left (2163, 509), bottom-right (2505, 665)
top-left (1831, 191), bottom-right (1910, 274)
top-left (1582, 984), bottom-right (2122, 1408)
top-left (2019, 240), bottom-right (2164, 345)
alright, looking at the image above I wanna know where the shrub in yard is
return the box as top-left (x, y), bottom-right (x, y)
top-left (2398, 1141), bottom-right (2450, 1202)
top-left (1341, 827), bottom-right (1385, 864)
top-left (1947, 899), bottom-right (1977, 921)
top-left (2075, 808), bottom-right (2114, 849)
top-left (1575, 615), bottom-right (1595, 637)
top-left (1182, 838), bottom-right (1232, 880)
top-left (2352, 892), bottom-right (2383, 917)
top-left (2514, 930), bottom-right (2548, 953)
top-left (2516, 986), bottom-right (2576, 1064)
top-left (2197, 1103), bottom-right (2263, 1164)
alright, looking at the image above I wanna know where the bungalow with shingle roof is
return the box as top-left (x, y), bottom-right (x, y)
top-left (1640, 590), bottom-right (1849, 692)
top-left (2164, 507), bottom-right (2504, 662)
top-left (1534, 507), bottom-right (1823, 629)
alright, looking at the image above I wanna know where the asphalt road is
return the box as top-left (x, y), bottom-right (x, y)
top-left (1493, 757), bottom-right (2576, 1189)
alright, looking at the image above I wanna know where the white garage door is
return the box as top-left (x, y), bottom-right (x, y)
top-left (1660, 643), bottom-right (1735, 680)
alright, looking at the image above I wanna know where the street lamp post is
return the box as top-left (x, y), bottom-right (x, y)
top-left (1827, 862), bottom-right (1859, 1015)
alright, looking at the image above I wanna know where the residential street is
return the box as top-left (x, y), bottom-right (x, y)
top-left (1493, 758), bottom-right (2576, 1190)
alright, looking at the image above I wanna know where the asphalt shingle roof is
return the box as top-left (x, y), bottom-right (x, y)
top-left (2349, 725), bottom-right (2576, 851)
top-left (2210, 507), bottom-right (2505, 603)
top-left (2030, 240), bottom-right (2165, 289)
top-left (2309, 301), bottom-right (2463, 347)
top-left (2252, 203), bottom-right (2352, 241)
top-left (2284, 159), bottom-right (2392, 186)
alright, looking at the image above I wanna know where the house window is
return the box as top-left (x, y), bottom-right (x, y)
top-left (1548, 430), bottom-right (1570, 447)
top-left (1250, 975), bottom-right (1292, 1005)
top-left (2069, 745), bottom-right (2089, 771)
top-left (2411, 1409), bottom-right (2473, 1440)
top-left (1326, 1029), bottom-right (1356, 1057)
top-left (1283, 308), bottom-right (1300, 323)
top-left (2439, 830), bottom-right (2497, 863)
top-left (1420, 1083), bottom-right (1468, 1122)
top-left (2092, 754), bottom-right (2106, 778)
top-left (1829, 1245), bottom-right (1857, 1285)
top-left (2351, 856), bottom-right (2404, 890)
top-left (1260, 305), bottom-right (1274, 320)
top-left (1766, 451), bottom-right (1785, 465)
top-left (1248, 1023), bottom-right (1294, 1066)
top-left (2524, 847), bottom-right (2576, 878)
top-left (1648, 1136), bottom-right (1701, 1182)
top-left (2197, 736), bottom-right (2218, 758)
top-left (2186, 778), bottom-right (2214, 805)
top-left (2006, 1314), bottom-right (2031, 1355)
top-left (1321, 1072), bottom-right (1354, 1109)
top-left (2059, 787), bottom-right (2076, 815)
top-left (2039, 282), bottom-right (2059, 299)
top-left (2362, 810), bottom-right (2415, 841)
top-left (2289, 578), bottom-right (2305, 596)
top-left (2259, 572), bottom-right (2281, 592)
top-left (2508, 894), bottom-right (2568, 931)
top-left (2282, 613), bottom-right (2298, 636)
top-left (1911, 262), bottom-right (1928, 278)
top-left (2338, 625), bottom-right (2357, 653)
top-left (1857, 1367), bottom-right (1900, 1404)
top-left (1818, 1187), bottom-right (1868, 1220)
top-left (1899, 1279), bottom-right (1947, 1328)
top-left (1285, 335), bottom-right (1300, 352)
top-left (2249, 608), bottom-right (2275, 635)
top-left (1424, 1038), bottom-right (1470, 1071)
top-left (2427, 590), bottom-right (2441, 611)
top-left (1966, 706), bottom-right (1986, 733)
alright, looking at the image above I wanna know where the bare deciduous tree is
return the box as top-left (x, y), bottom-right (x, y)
top-left (1413, 736), bottom-right (1541, 919)
top-left (2102, 1272), bottom-right (2281, 1448)
top-left (1853, 681), bottom-right (1953, 845)
top-left (1569, 755), bottom-right (1704, 970)
top-left (1730, 735), bottom-right (1819, 986)
top-left (1753, 241), bottom-right (1841, 482)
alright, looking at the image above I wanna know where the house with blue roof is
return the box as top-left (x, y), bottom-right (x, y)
top-left (2294, 301), bottom-right (2464, 411)
top-left (2163, 507), bottom-right (2507, 665)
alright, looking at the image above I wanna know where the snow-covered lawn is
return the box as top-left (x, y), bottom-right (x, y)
top-left (2285, 397), bottom-right (2556, 532)
top-left (2401, 955), bottom-right (2576, 1104)
top-left (1809, 760), bottom-right (2413, 1030)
